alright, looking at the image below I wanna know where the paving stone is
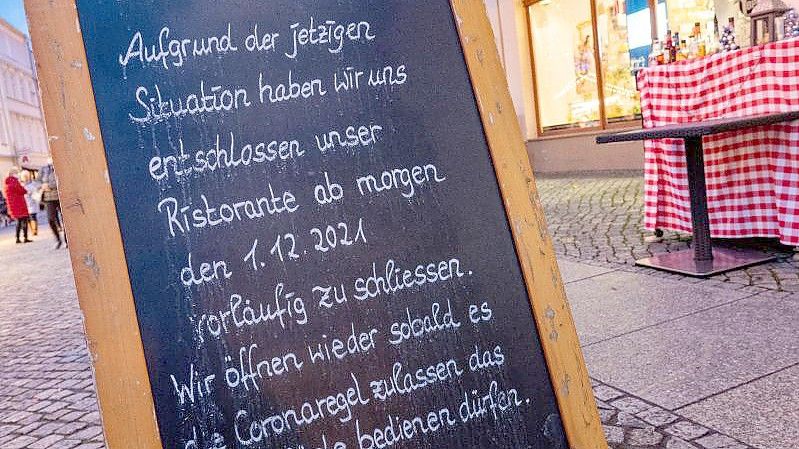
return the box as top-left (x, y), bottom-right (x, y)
top-left (16, 421), bottom-right (44, 434)
top-left (70, 426), bottom-right (103, 441)
top-left (599, 408), bottom-right (616, 424)
top-left (603, 425), bottom-right (625, 444)
top-left (29, 434), bottom-right (65, 449)
top-left (666, 437), bottom-right (699, 449)
top-left (694, 434), bottom-right (748, 449)
top-left (58, 379), bottom-right (81, 389)
top-left (5, 434), bottom-right (38, 449)
top-left (627, 427), bottom-right (663, 446)
top-left (595, 399), bottom-right (613, 410)
top-left (0, 411), bottom-right (33, 424)
top-left (16, 413), bottom-right (43, 426)
top-left (49, 408), bottom-right (72, 419)
top-left (59, 411), bottom-right (87, 423)
top-left (610, 396), bottom-right (653, 414)
top-left (49, 439), bottom-right (82, 449)
top-left (79, 411), bottom-right (101, 423)
top-left (665, 421), bottom-right (710, 441)
top-left (56, 421), bottom-right (88, 435)
top-left (28, 400), bottom-right (54, 413)
top-left (31, 421), bottom-right (63, 437)
top-left (616, 411), bottom-right (650, 429)
top-left (637, 407), bottom-right (680, 427)
top-left (594, 385), bottom-right (625, 401)
top-left (0, 434), bottom-right (19, 446)
top-left (73, 444), bottom-right (105, 449)
top-left (0, 424), bottom-right (20, 437)
top-left (35, 389), bottom-right (71, 401)
top-left (42, 402), bottom-right (69, 414)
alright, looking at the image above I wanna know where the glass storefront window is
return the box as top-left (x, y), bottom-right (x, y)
top-left (527, 0), bottom-right (645, 134)
top-left (529, 0), bottom-right (601, 131)
top-left (526, 0), bottom-right (723, 135)
top-left (595, 0), bottom-right (641, 123)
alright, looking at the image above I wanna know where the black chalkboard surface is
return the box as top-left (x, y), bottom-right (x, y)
top-left (75, 1), bottom-right (565, 448)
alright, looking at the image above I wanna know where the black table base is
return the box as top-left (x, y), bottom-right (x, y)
top-left (635, 247), bottom-right (777, 277)
top-left (597, 111), bottom-right (799, 278)
top-left (639, 137), bottom-right (776, 277)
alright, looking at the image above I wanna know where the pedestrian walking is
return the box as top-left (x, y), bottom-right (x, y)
top-left (39, 159), bottom-right (64, 248)
top-left (22, 171), bottom-right (41, 236)
top-left (0, 190), bottom-right (9, 227)
top-left (3, 167), bottom-right (32, 244)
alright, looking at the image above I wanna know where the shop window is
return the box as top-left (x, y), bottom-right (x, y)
top-left (527, 0), bottom-right (735, 136)
top-left (527, 0), bottom-right (601, 131)
top-left (596, 0), bottom-right (641, 123)
top-left (527, 0), bottom-right (647, 134)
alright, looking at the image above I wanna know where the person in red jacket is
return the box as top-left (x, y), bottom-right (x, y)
top-left (3, 167), bottom-right (32, 244)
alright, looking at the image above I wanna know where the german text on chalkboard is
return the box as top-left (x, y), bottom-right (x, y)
top-left (76, 2), bottom-right (565, 448)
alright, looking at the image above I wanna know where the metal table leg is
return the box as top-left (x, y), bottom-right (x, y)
top-left (684, 137), bottom-right (713, 262)
top-left (635, 137), bottom-right (776, 277)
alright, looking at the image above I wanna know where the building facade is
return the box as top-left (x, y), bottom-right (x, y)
top-left (0, 18), bottom-right (48, 176)
top-left (484, 0), bottom-right (799, 172)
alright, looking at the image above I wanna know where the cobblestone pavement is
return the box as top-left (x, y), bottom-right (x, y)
top-left (592, 380), bottom-right (754, 449)
top-left (0, 230), bottom-right (105, 449)
top-left (536, 172), bottom-right (799, 294)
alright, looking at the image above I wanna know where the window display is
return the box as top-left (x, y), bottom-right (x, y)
top-left (525, 0), bottom-right (757, 135)
top-left (596, 0), bottom-right (642, 123)
top-left (528, 0), bottom-right (601, 131)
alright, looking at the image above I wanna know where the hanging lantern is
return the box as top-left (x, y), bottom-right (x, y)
top-left (749, 0), bottom-right (791, 45)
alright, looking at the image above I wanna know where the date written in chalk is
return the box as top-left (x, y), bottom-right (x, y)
top-left (243, 218), bottom-right (367, 269)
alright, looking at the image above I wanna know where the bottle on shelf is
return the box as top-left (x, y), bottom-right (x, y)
top-left (664, 29), bottom-right (674, 63)
top-left (677, 40), bottom-right (688, 61)
top-left (690, 22), bottom-right (706, 57)
top-left (671, 32), bottom-right (680, 62)
top-left (650, 38), bottom-right (664, 65)
top-left (689, 37), bottom-right (699, 59)
top-left (707, 17), bottom-right (720, 55)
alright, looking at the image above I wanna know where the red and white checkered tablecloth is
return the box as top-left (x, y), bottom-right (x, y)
top-left (638, 37), bottom-right (799, 246)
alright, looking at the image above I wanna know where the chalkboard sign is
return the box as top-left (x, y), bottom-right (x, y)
top-left (27, 1), bottom-right (605, 448)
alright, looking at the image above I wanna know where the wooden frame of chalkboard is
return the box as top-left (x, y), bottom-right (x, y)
top-left (26, 0), bottom-right (606, 448)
